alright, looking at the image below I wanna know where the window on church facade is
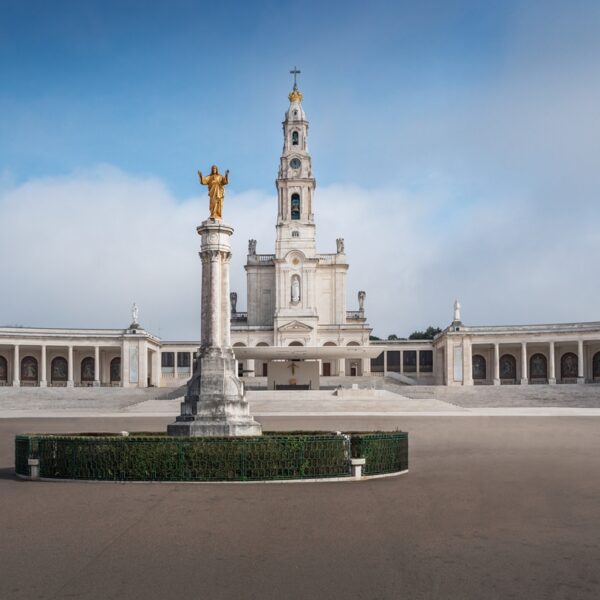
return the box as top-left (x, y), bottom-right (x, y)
top-left (291, 194), bottom-right (300, 220)
top-left (419, 350), bottom-right (433, 372)
top-left (161, 352), bottom-right (174, 368)
top-left (403, 351), bottom-right (417, 373)
top-left (292, 131), bottom-right (299, 145)
top-left (292, 230), bottom-right (299, 237)
top-left (177, 352), bottom-right (190, 368)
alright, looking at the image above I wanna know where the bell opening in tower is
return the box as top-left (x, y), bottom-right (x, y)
top-left (291, 193), bottom-right (300, 220)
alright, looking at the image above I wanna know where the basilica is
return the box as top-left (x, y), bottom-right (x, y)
top-left (1, 80), bottom-right (599, 389)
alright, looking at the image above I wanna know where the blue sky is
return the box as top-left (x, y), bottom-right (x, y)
top-left (1, 0), bottom-right (599, 338)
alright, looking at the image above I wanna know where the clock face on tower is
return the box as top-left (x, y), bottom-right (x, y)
top-left (290, 158), bottom-right (301, 170)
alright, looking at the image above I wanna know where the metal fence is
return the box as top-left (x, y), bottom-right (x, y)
top-left (15, 431), bottom-right (409, 481)
top-left (351, 432), bottom-right (409, 475)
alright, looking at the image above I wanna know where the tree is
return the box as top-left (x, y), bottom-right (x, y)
top-left (369, 335), bottom-right (381, 341)
top-left (387, 334), bottom-right (399, 340)
top-left (408, 326), bottom-right (442, 340)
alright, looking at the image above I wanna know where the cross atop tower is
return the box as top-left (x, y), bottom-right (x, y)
top-left (290, 66), bottom-right (301, 90)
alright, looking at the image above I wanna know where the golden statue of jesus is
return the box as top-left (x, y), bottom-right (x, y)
top-left (198, 165), bottom-right (229, 220)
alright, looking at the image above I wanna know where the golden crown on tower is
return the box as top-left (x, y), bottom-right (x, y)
top-left (288, 88), bottom-right (303, 102)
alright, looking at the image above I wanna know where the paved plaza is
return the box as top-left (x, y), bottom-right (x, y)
top-left (1, 415), bottom-right (599, 600)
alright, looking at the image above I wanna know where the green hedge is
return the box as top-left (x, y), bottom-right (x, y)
top-left (15, 431), bottom-right (408, 481)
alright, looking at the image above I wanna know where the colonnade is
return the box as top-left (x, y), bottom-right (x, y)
top-left (1, 344), bottom-right (121, 387)
top-left (466, 338), bottom-right (599, 385)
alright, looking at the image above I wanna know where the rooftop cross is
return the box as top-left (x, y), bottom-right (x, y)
top-left (290, 66), bottom-right (301, 90)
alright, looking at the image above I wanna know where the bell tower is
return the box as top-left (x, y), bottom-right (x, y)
top-left (275, 67), bottom-right (316, 260)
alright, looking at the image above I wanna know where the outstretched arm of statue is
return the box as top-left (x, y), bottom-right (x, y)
top-left (198, 170), bottom-right (206, 185)
top-left (224, 170), bottom-right (229, 184)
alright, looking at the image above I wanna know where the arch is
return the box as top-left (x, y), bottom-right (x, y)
top-left (51, 357), bottom-right (68, 383)
top-left (499, 354), bottom-right (517, 380)
top-left (472, 354), bottom-right (486, 380)
top-left (81, 357), bottom-right (95, 382)
top-left (288, 341), bottom-right (303, 346)
top-left (323, 341), bottom-right (337, 346)
top-left (21, 356), bottom-right (38, 383)
top-left (233, 342), bottom-right (246, 347)
top-left (291, 230), bottom-right (299, 238)
top-left (347, 341), bottom-right (360, 346)
top-left (256, 342), bottom-right (269, 347)
top-left (291, 193), bottom-right (300, 220)
top-left (529, 353), bottom-right (548, 380)
top-left (0, 355), bottom-right (7, 382)
top-left (593, 352), bottom-right (600, 379)
top-left (110, 357), bottom-right (121, 383)
top-left (291, 130), bottom-right (299, 145)
top-left (560, 352), bottom-right (578, 379)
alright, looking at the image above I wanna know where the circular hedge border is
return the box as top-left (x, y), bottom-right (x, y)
top-left (15, 431), bottom-right (408, 482)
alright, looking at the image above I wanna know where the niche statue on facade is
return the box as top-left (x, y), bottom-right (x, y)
top-left (336, 238), bottom-right (345, 254)
top-left (248, 239), bottom-right (257, 255)
top-left (291, 276), bottom-right (301, 303)
top-left (230, 292), bottom-right (237, 315)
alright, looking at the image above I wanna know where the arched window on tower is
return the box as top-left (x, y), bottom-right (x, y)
top-left (292, 131), bottom-right (299, 145)
top-left (292, 230), bottom-right (299, 238)
top-left (291, 193), bottom-right (300, 220)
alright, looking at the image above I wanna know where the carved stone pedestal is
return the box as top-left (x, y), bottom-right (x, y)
top-left (167, 219), bottom-right (261, 437)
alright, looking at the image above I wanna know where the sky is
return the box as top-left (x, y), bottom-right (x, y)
top-left (1, 0), bottom-right (599, 339)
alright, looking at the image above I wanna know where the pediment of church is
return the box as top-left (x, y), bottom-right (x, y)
top-left (278, 320), bottom-right (313, 333)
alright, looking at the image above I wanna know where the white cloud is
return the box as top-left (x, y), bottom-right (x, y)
top-left (0, 166), bottom-right (598, 340)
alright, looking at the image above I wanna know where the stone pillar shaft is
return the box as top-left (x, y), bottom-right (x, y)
top-left (493, 343), bottom-right (500, 385)
top-left (521, 341), bottom-right (528, 384)
top-left (13, 344), bottom-right (20, 386)
top-left (94, 346), bottom-right (100, 385)
top-left (577, 339), bottom-right (585, 383)
top-left (549, 341), bottom-right (556, 384)
top-left (40, 345), bottom-right (47, 387)
top-left (67, 346), bottom-right (74, 387)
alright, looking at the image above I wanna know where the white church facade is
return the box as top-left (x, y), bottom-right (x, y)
top-left (1, 80), bottom-right (600, 389)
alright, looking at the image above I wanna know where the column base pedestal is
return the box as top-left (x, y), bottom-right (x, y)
top-left (548, 377), bottom-right (556, 385)
top-left (520, 378), bottom-right (528, 385)
top-left (167, 352), bottom-right (262, 438)
top-left (93, 381), bottom-right (101, 387)
top-left (493, 378), bottom-right (500, 386)
top-left (67, 381), bottom-right (74, 388)
top-left (39, 381), bottom-right (47, 388)
top-left (577, 377), bottom-right (585, 384)
top-left (13, 381), bottom-right (20, 388)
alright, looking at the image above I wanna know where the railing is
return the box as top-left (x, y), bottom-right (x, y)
top-left (346, 310), bottom-right (364, 320)
top-left (318, 254), bottom-right (338, 264)
top-left (231, 312), bottom-right (248, 322)
top-left (250, 254), bottom-right (275, 263)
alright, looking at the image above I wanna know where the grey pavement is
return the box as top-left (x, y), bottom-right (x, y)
top-left (1, 416), bottom-right (599, 599)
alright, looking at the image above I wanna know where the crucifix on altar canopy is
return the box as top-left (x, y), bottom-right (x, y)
top-left (287, 361), bottom-right (299, 376)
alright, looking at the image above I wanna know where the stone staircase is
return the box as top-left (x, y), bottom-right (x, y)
top-left (392, 383), bottom-right (600, 408)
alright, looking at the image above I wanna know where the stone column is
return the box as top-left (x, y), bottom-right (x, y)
top-left (548, 341), bottom-right (556, 384)
top-left (577, 339), bottom-right (585, 384)
top-left (67, 346), bottom-right (74, 387)
top-left (416, 350), bottom-right (421, 375)
top-left (168, 219), bottom-right (261, 437)
top-left (94, 346), bottom-right (100, 386)
top-left (189, 351), bottom-right (194, 375)
top-left (383, 350), bottom-right (387, 375)
top-left (463, 339), bottom-right (473, 386)
top-left (520, 341), bottom-right (528, 385)
top-left (362, 357), bottom-right (371, 376)
top-left (400, 350), bottom-right (404, 374)
top-left (13, 345), bottom-right (20, 387)
top-left (40, 345), bottom-right (47, 387)
top-left (338, 358), bottom-right (345, 376)
top-left (493, 343), bottom-right (500, 385)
